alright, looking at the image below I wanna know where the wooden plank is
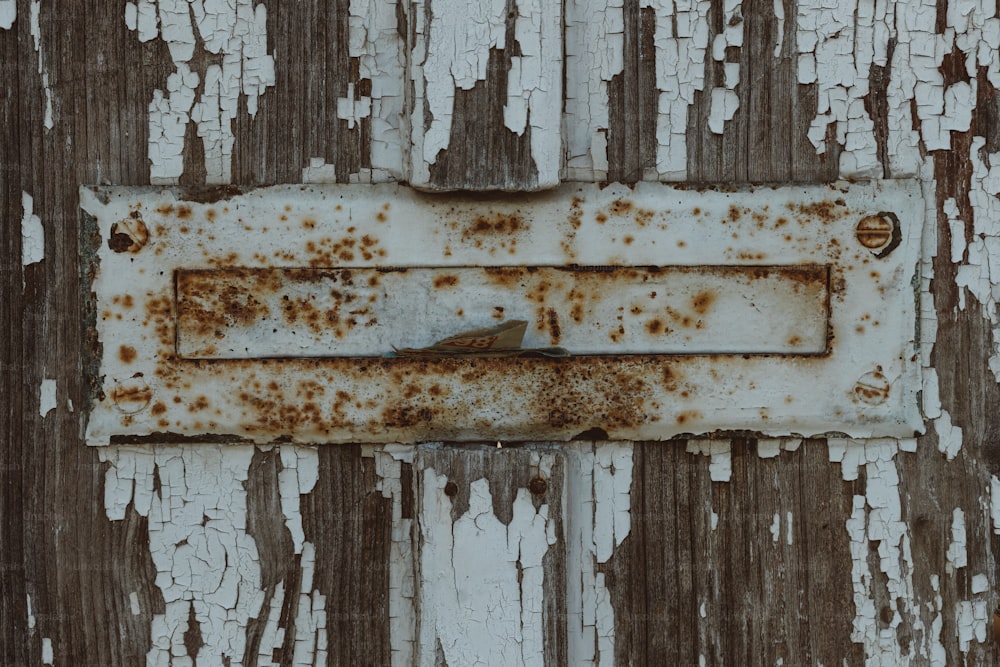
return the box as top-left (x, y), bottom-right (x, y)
top-left (406, 0), bottom-right (562, 190)
top-left (604, 440), bottom-right (863, 664)
top-left (414, 444), bottom-right (566, 665)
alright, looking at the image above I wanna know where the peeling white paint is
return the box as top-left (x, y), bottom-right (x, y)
top-left (277, 446), bottom-right (319, 555)
top-left (21, 192), bottom-right (44, 275)
top-left (566, 442), bottom-right (633, 666)
top-left (41, 638), bottom-right (52, 665)
top-left (100, 445), bottom-right (266, 665)
top-left (707, 0), bottom-right (742, 135)
top-left (408, 0), bottom-right (561, 187)
top-left (368, 444), bottom-right (416, 666)
top-left (26, 593), bottom-right (35, 632)
top-left (414, 0), bottom-right (506, 172)
top-left (956, 599), bottom-right (989, 652)
top-left (955, 137), bottom-right (1000, 381)
top-left (291, 543), bottom-right (328, 666)
top-left (565, 0), bottom-right (713, 180)
top-left (38, 379), bottom-right (56, 418)
top-left (946, 508), bottom-right (968, 575)
top-left (843, 439), bottom-right (922, 663)
top-left (687, 439), bottom-right (732, 482)
top-left (935, 410), bottom-right (963, 461)
top-left (127, 0), bottom-right (275, 184)
top-left (0, 0), bottom-right (15, 29)
top-left (769, 513), bottom-right (780, 542)
top-left (417, 471), bottom-right (555, 666)
top-left (348, 0), bottom-right (405, 182)
top-left (757, 438), bottom-right (802, 458)
top-left (785, 511), bottom-right (793, 545)
top-left (301, 158), bottom-right (338, 184)
top-left (991, 475), bottom-right (1000, 535)
top-left (29, 1), bottom-right (53, 129)
top-left (130, 591), bottom-right (141, 616)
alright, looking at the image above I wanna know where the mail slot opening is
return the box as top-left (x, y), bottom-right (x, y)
top-left (175, 264), bottom-right (831, 359)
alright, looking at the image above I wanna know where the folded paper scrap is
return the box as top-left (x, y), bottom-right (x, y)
top-left (391, 320), bottom-right (569, 358)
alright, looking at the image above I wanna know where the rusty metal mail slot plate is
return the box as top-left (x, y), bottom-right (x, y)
top-left (80, 181), bottom-right (924, 445)
top-left (175, 265), bottom-right (830, 358)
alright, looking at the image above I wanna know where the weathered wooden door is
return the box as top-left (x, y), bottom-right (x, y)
top-left (4, 0), bottom-right (1000, 665)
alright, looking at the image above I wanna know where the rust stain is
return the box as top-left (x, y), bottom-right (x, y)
top-left (608, 199), bottom-right (633, 216)
top-left (691, 290), bottom-right (716, 315)
top-left (176, 205), bottom-right (192, 220)
top-left (675, 410), bottom-right (702, 426)
top-left (433, 274), bottom-right (459, 288)
top-left (119, 345), bottom-right (137, 364)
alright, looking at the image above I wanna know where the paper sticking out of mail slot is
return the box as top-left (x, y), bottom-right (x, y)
top-left (392, 320), bottom-right (569, 358)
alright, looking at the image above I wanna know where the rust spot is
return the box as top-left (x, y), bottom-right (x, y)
top-left (176, 205), bottom-right (192, 220)
top-left (623, 235), bottom-right (634, 245)
top-left (570, 303), bottom-right (584, 324)
top-left (119, 345), bottom-right (137, 364)
top-left (188, 396), bottom-right (210, 412)
top-left (609, 199), bottom-right (633, 216)
top-left (433, 274), bottom-right (459, 288)
top-left (156, 204), bottom-right (175, 215)
top-left (595, 212), bottom-right (608, 224)
top-left (691, 290), bottom-right (716, 315)
top-left (206, 209), bottom-right (217, 222)
top-left (676, 410), bottom-right (702, 426)
top-left (528, 477), bottom-right (547, 495)
top-left (151, 402), bottom-right (167, 416)
top-left (376, 212), bottom-right (387, 222)
top-left (728, 205), bottom-right (742, 221)
top-left (788, 336), bottom-right (802, 346)
top-left (693, 207), bottom-right (701, 215)
top-left (791, 200), bottom-right (845, 223)
top-left (546, 308), bottom-right (561, 344)
top-left (302, 218), bottom-right (316, 229)
top-left (444, 481), bottom-right (458, 497)
top-left (646, 319), bottom-right (665, 334)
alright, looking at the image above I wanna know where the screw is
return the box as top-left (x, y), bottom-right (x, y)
top-left (444, 481), bottom-right (458, 497)
top-left (528, 477), bottom-right (547, 495)
top-left (108, 218), bottom-right (148, 253)
top-left (853, 371), bottom-right (890, 405)
top-left (110, 375), bottom-right (153, 414)
top-left (855, 215), bottom-right (894, 251)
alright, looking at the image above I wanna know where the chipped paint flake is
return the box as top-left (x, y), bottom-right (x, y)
top-left (0, 0), bottom-right (15, 28)
top-left (127, 0), bottom-right (275, 184)
top-left (21, 192), bottom-right (44, 273)
top-left (935, 410), bottom-right (963, 460)
top-left (41, 638), bottom-right (53, 665)
top-left (38, 379), bottom-right (56, 418)
top-left (946, 508), bottom-right (968, 574)
top-left (769, 513), bottom-right (780, 542)
top-left (301, 157), bottom-right (338, 184)
top-left (130, 591), bottom-right (141, 616)
top-left (29, 1), bottom-right (53, 129)
top-left (687, 439), bottom-right (732, 482)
